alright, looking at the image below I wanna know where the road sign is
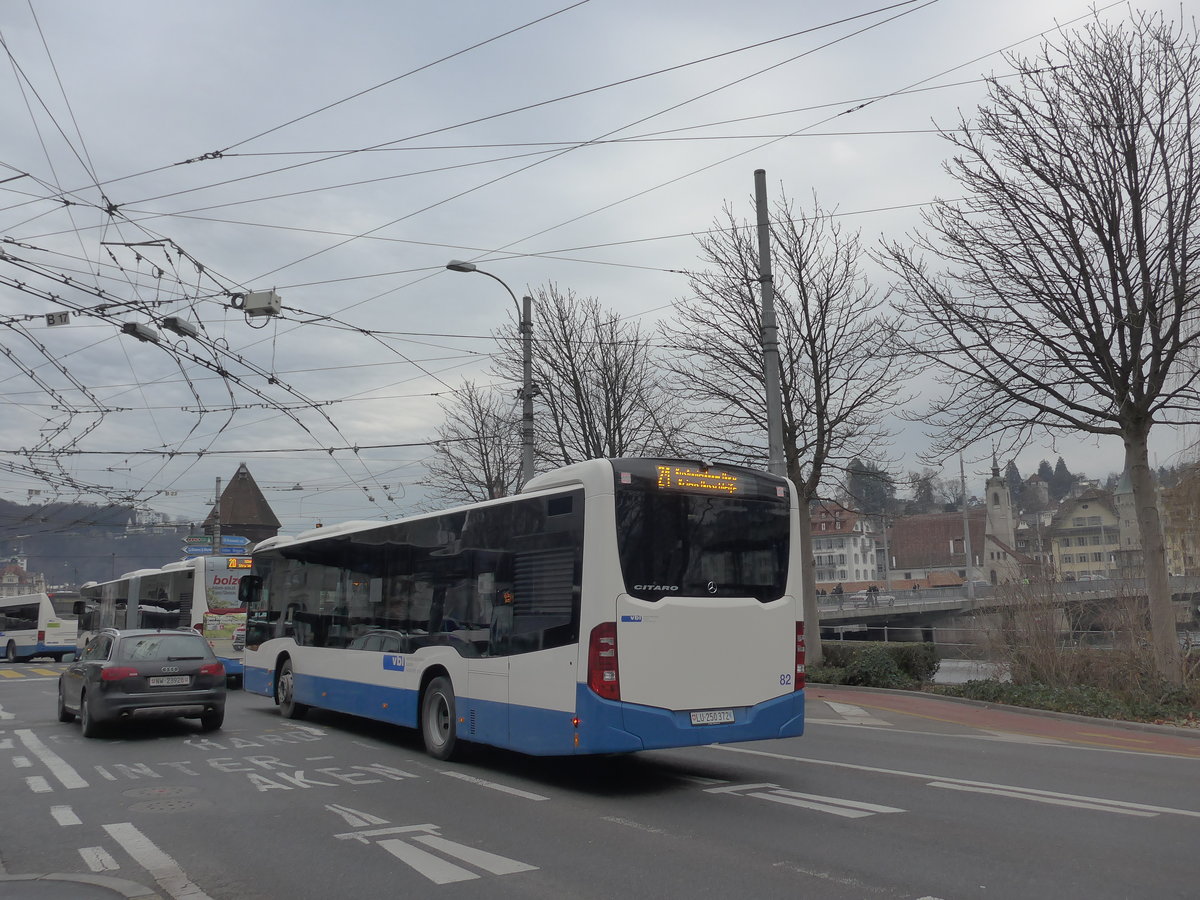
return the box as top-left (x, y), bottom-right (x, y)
top-left (219, 534), bottom-right (251, 546)
top-left (182, 546), bottom-right (213, 555)
top-left (183, 536), bottom-right (213, 545)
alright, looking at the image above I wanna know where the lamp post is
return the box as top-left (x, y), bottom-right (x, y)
top-left (446, 260), bottom-right (535, 488)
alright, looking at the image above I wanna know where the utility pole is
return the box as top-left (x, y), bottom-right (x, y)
top-left (754, 169), bottom-right (785, 478)
top-left (212, 476), bottom-right (222, 553)
top-left (960, 456), bottom-right (974, 600)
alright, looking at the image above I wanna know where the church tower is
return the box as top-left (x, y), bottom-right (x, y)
top-left (984, 456), bottom-right (1019, 584)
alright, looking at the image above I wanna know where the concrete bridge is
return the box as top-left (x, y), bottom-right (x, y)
top-left (815, 576), bottom-right (1200, 655)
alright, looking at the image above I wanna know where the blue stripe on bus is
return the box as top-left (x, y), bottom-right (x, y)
top-left (244, 662), bottom-right (804, 756)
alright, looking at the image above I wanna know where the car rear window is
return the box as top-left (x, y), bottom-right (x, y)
top-left (117, 634), bottom-right (213, 661)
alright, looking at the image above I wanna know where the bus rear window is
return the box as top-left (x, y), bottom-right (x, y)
top-left (614, 470), bottom-right (790, 603)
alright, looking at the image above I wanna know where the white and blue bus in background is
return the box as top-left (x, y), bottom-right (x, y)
top-left (0, 592), bottom-right (79, 662)
top-left (239, 457), bottom-right (806, 758)
top-left (78, 555), bottom-right (253, 685)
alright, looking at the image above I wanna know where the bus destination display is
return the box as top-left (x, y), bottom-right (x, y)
top-left (655, 464), bottom-right (739, 494)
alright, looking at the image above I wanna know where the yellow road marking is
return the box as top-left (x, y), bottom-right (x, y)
top-left (0, 669), bottom-right (25, 678)
top-left (1075, 731), bottom-right (1151, 744)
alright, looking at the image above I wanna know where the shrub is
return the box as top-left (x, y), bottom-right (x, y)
top-left (843, 644), bottom-right (908, 689)
top-left (805, 664), bottom-right (846, 685)
top-left (819, 641), bottom-right (940, 684)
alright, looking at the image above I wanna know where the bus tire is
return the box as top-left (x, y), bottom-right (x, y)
top-left (4, 641), bottom-right (15, 663)
top-left (80, 690), bottom-right (101, 738)
top-left (421, 675), bottom-right (458, 760)
top-left (277, 660), bottom-right (308, 720)
top-left (57, 683), bottom-right (75, 723)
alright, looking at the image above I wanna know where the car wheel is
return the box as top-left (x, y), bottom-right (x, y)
top-left (277, 660), bottom-right (308, 720)
top-left (200, 708), bottom-right (224, 732)
top-left (4, 641), bottom-right (15, 663)
top-left (57, 682), bottom-right (75, 723)
top-left (421, 675), bottom-right (458, 760)
top-left (80, 689), bottom-right (101, 738)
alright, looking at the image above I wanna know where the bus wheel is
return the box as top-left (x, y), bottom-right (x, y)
top-left (4, 641), bottom-right (15, 663)
top-left (421, 676), bottom-right (458, 760)
top-left (277, 660), bottom-right (308, 720)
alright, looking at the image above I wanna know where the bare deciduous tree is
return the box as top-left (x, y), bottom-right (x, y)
top-left (422, 381), bottom-right (521, 505)
top-left (494, 283), bottom-right (684, 467)
top-left (879, 12), bottom-right (1200, 681)
top-left (665, 193), bottom-right (913, 665)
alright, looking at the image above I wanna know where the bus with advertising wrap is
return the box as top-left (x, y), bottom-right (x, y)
top-left (78, 554), bottom-right (254, 684)
top-left (239, 457), bottom-right (805, 758)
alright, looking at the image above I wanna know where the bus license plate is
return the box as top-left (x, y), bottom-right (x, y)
top-left (690, 709), bottom-right (734, 726)
top-left (149, 675), bottom-right (190, 686)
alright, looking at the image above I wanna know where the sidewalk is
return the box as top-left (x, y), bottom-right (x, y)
top-left (809, 682), bottom-right (1200, 758)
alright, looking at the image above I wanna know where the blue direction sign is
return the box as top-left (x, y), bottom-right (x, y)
top-left (182, 546), bottom-right (214, 556)
top-left (219, 535), bottom-right (251, 546)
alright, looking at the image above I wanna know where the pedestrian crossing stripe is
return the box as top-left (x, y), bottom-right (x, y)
top-left (0, 668), bottom-right (61, 678)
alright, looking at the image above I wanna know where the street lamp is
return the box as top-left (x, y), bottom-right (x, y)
top-left (445, 260), bottom-right (535, 488)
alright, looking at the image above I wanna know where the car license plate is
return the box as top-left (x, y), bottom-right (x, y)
top-left (149, 675), bottom-right (190, 687)
top-left (690, 709), bottom-right (734, 726)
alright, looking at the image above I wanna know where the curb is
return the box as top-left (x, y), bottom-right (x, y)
top-left (808, 681), bottom-right (1200, 741)
top-left (0, 873), bottom-right (160, 900)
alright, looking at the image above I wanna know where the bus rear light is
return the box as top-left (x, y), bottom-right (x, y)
top-left (795, 621), bottom-right (806, 691)
top-left (101, 666), bottom-right (139, 681)
top-left (37, 629), bottom-right (45, 643)
top-left (587, 622), bottom-right (620, 701)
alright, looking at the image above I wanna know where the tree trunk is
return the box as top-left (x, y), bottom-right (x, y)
top-left (795, 486), bottom-right (822, 667)
top-left (1124, 429), bottom-right (1182, 684)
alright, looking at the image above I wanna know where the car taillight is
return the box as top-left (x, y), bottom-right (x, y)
top-left (101, 666), bottom-right (139, 681)
top-left (587, 622), bottom-right (620, 701)
top-left (795, 621), bottom-right (806, 691)
top-left (199, 662), bottom-right (225, 677)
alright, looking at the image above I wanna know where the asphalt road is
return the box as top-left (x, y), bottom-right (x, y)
top-left (1, 661), bottom-right (1196, 900)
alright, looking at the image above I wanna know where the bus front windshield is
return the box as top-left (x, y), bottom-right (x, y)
top-left (614, 465), bottom-right (790, 603)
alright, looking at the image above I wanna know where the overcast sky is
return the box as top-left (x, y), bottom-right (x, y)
top-left (0, 0), bottom-right (1192, 533)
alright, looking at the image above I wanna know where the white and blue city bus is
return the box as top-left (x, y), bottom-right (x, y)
top-left (0, 592), bottom-right (78, 662)
top-left (239, 458), bottom-right (806, 758)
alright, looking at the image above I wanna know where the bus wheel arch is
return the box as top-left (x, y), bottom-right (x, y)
top-left (275, 655), bottom-right (309, 720)
top-left (420, 670), bottom-right (458, 760)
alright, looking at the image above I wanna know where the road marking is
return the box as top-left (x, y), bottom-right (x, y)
top-left (440, 770), bottom-right (549, 800)
top-left (31, 668), bottom-right (58, 676)
top-left (707, 783), bottom-right (904, 818)
top-left (26, 775), bottom-right (52, 792)
top-left (0, 670), bottom-right (24, 679)
top-left (13, 756), bottom-right (32, 768)
top-left (710, 745), bottom-right (1200, 819)
top-left (413, 834), bottom-right (537, 875)
top-left (51, 805), bottom-right (82, 826)
top-left (927, 782), bottom-right (1159, 816)
top-left (79, 847), bottom-right (119, 872)
top-left (0, 705), bottom-right (13, 720)
top-left (104, 822), bottom-right (214, 900)
top-left (379, 837), bottom-right (478, 883)
top-left (334, 816), bottom-right (537, 884)
top-left (17, 729), bottom-right (88, 788)
top-left (825, 701), bottom-right (892, 727)
top-left (1076, 731), bottom-right (1151, 744)
top-left (326, 804), bottom-right (389, 828)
